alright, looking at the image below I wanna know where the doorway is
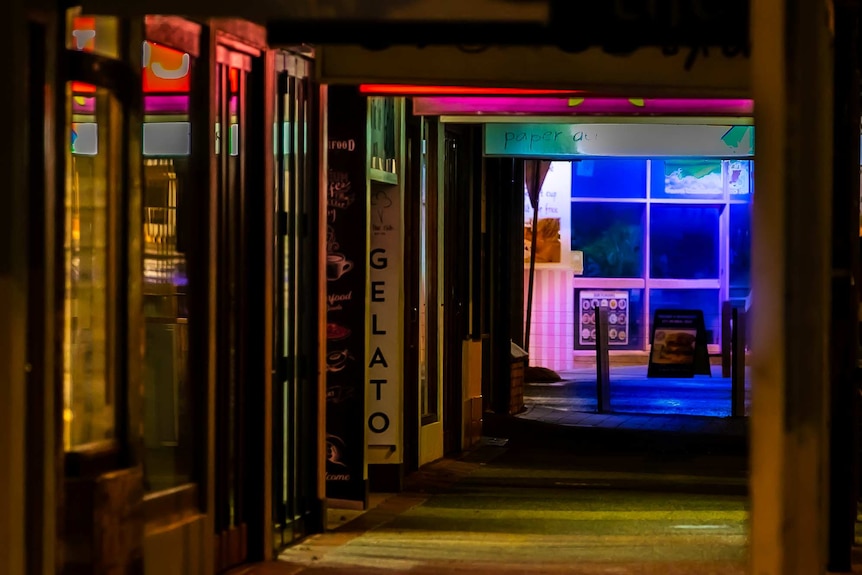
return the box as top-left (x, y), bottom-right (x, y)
top-left (212, 41), bottom-right (268, 571)
top-left (272, 50), bottom-right (322, 548)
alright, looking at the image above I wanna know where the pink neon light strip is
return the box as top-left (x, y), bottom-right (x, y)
top-left (412, 97), bottom-right (754, 116)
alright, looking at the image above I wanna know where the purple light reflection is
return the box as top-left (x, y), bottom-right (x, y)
top-left (412, 97), bottom-right (754, 116)
top-left (144, 95), bottom-right (190, 115)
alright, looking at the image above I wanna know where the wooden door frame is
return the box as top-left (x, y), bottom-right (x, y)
top-left (441, 126), bottom-right (473, 456)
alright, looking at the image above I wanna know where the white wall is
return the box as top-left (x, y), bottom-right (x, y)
top-left (523, 162), bottom-right (575, 372)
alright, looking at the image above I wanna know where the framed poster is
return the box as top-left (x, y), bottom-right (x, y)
top-left (578, 290), bottom-right (629, 346)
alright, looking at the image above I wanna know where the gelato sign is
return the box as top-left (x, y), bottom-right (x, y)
top-left (484, 123), bottom-right (754, 158)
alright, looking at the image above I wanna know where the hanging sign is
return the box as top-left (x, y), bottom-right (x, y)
top-left (325, 86), bottom-right (367, 503)
top-left (647, 309), bottom-right (712, 378)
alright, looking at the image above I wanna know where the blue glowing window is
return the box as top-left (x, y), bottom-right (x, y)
top-left (571, 159), bottom-right (647, 199)
top-left (729, 203), bottom-right (751, 293)
top-left (571, 202), bottom-right (644, 278)
top-left (649, 205), bottom-right (720, 279)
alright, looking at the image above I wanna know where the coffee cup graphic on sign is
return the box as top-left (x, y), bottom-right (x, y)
top-left (326, 252), bottom-right (354, 281)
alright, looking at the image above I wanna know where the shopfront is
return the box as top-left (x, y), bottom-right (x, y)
top-left (48, 11), bottom-right (326, 575)
top-left (479, 115), bottom-right (755, 370)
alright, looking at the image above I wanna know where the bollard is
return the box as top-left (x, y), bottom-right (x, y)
top-left (731, 307), bottom-right (746, 417)
top-left (595, 306), bottom-right (611, 413)
top-left (721, 301), bottom-right (732, 378)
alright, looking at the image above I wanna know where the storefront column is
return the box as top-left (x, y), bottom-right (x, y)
top-left (750, 0), bottom-right (834, 573)
top-left (0, 0), bottom-right (29, 573)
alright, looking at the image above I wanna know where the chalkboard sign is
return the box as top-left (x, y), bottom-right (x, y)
top-left (647, 309), bottom-right (711, 378)
top-left (325, 85), bottom-right (367, 504)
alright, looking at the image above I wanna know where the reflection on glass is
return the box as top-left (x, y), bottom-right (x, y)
top-left (650, 289), bottom-right (720, 345)
top-left (142, 42), bottom-right (194, 492)
top-left (143, 158), bottom-right (192, 491)
top-left (64, 83), bottom-right (116, 449)
top-left (66, 9), bottom-right (120, 59)
top-left (571, 202), bottom-right (644, 278)
top-left (649, 205), bottom-right (720, 279)
top-left (571, 159), bottom-right (647, 199)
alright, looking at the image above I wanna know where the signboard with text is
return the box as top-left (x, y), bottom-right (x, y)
top-left (485, 124), bottom-right (754, 159)
top-left (578, 291), bottom-right (629, 347)
top-left (367, 176), bottom-right (403, 455)
top-left (325, 86), bottom-right (367, 503)
top-left (647, 309), bottom-right (711, 378)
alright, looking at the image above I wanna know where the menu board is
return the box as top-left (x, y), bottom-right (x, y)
top-left (647, 309), bottom-right (711, 378)
top-left (325, 86), bottom-right (367, 503)
top-left (578, 290), bottom-right (629, 346)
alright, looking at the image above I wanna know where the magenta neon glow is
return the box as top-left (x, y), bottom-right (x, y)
top-left (144, 95), bottom-right (190, 115)
top-left (412, 97), bottom-right (754, 116)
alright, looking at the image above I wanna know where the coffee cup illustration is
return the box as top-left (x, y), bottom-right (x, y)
top-left (326, 252), bottom-right (353, 281)
top-left (326, 349), bottom-right (352, 372)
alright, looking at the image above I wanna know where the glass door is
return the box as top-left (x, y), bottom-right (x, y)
top-left (273, 51), bottom-right (318, 548)
top-left (62, 10), bottom-right (138, 470)
top-left (214, 44), bottom-right (252, 571)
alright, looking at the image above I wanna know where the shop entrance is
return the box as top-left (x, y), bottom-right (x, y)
top-left (213, 41), bottom-right (268, 570)
top-left (272, 50), bottom-right (321, 548)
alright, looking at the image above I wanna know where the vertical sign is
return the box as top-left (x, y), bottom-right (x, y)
top-left (367, 179), bottom-right (402, 452)
top-left (325, 86), bottom-right (367, 502)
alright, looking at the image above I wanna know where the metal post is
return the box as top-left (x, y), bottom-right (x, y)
top-left (721, 300), bottom-right (732, 378)
top-left (731, 308), bottom-right (746, 417)
top-left (596, 306), bottom-right (611, 413)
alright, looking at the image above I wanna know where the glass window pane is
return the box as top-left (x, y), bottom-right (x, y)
top-left (649, 289), bottom-right (721, 345)
top-left (66, 9), bottom-right (120, 59)
top-left (728, 160), bottom-right (752, 200)
top-left (649, 205), bottom-right (720, 279)
top-left (571, 202), bottom-right (644, 278)
top-left (650, 159), bottom-right (725, 200)
top-left (142, 46), bottom-right (194, 491)
top-left (729, 203), bottom-right (752, 297)
top-left (571, 159), bottom-right (647, 199)
top-left (64, 84), bottom-right (117, 449)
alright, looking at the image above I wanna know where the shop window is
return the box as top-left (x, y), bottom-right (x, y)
top-left (66, 9), bottom-right (120, 60)
top-left (729, 202), bottom-right (752, 298)
top-left (142, 42), bottom-right (194, 491)
top-left (571, 159), bottom-right (647, 199)
top-left (649, 289), bottom-right (721, 345)
top-left (650, 159), bottom-right (725, 201)
top-left (64, 83), bottom-right (120, 449)
top-left (649, 205), bottom-right (720, 279)
top-left (571, 202), bottom-right (644, 278)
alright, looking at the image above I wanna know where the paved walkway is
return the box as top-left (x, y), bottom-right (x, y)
top-left (231, 441), bottom-right (750, 574)
top-left (514, 364), bottom-right (749, 441)
top-left (517, 403), bottom-right (747, 438)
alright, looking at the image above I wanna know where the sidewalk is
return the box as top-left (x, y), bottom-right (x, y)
top-left (230, 440), bottom-right (749, 575)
